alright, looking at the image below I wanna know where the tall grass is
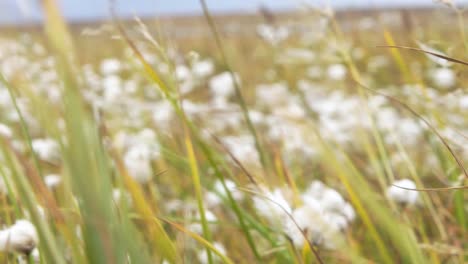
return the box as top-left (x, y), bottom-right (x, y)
top-left (0, 0), bottom-right (466, 263)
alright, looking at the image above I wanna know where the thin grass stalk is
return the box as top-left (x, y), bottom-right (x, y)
top-left (184, 125), bottom-right (214, 264)
top-left (199, 0), bottom-right (268, 171)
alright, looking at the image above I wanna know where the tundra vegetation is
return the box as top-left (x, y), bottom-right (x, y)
top-left (0, 0), bottom-right (466, 263)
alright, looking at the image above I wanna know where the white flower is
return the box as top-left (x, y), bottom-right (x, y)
top-left (136, 129), bottom-right (158, 149)
top-left (123, 146), bottom-right (153, 183)
top-left (386, 179), bottom-right (419, 205)
top-left (102, 75), bottom-right (123, 102)
top-left (0, 220), bottom-right (39, 254)
top-left (327, 64), bottom-right (347, 81)
top-left (431, 67), bottom-right (455, 88)
top-left (222, 136), bottom-right (259, 166)
top-left (192, 59), bottom-right (214, 78)
top-left (100, 58), bottom-right (122, 75)
top-left (342, 204), bottom-right (356, 222)
top-left (44, 174), bottom-right (61, 189)
top-left (318, 189), bottom-right (346, 212)
top-left (298, 181), bottom-right (356, 246)
top-left (253, 188), bottom-right (292, 226)
top-left (152, 101), bottom-right (174, 129)
top-left (284, 201), bottom-right (327, 248)
top-left (0, 123), bottom-right (12, 138)
top-left (248, 110), bottom-right (264, 125)
top-left (197, 242), bottom-right (226, 264)
top-left (256, 24), bottom-right (289, 45)
top-left (306, 181), bottom-right (355, 221)
top-left (175, 65), bottom-right (191, 81)
top-left (31, 138), bottom-right (61, 164)
top-left (459, 95), bottom-right (468, 109)
top-left (209, 72), bottom-right (240, 100)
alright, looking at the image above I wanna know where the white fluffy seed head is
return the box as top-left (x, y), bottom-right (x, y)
top-left (209, 72), bottom-right (240, 99)
top-left (100, 58), bottom-right (122, 75)
top-left (192, 59), bottom-right (214, 78)
top-left (386, 179), bottom-right (419, 205)
top-left (284, 202), bottom-right (325, 247)
top-left (0, 123), bottom-right (12, 139)
top-left (44, 174), bottom-right (61, 189)
top-left (0, 220), bottom-right (39, 254)
top-left (283, 181), bottom-right (356, 249)
top-left (327, 64), bottom-right (347, 81)
top-left (253, 188), bottom-right (292, 226)
top-left (431, 67), bottom-right (455, 88)
top-left (31, 138), bottom-right (61, 164)
top-left (123, 146), bottom-right (153, 183)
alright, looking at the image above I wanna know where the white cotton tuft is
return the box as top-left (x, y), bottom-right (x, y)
top-left (44, 174), bottom-right (61, 189)
top-left (100, 58), bottom-right (122, 75)
top-left (281, 181), bottom-right (356, 249)
top-left (31, 138), bottom-right (61, 164)
top-left (175, 65), bottom-right (191, 81)
top-left (0, 220), bottom-right (39, 254)
top-left (221, 135), bottom-right (259, 166)
top-left (327, 64), bottom-right (347, 81)
top-left (283, 202), bottom-right (328, 248)
top-left (209, 72), bottom-right (240, 100)
top-left (192, 59), bottom-right (214, 78)
top-left (387, 179), bottom-right (419, 205)
top-left (431, 67), bottom-right (455, 88)
top-left (0, 123), bottom-right (12, 138)
top-left (253, 188), bottom-right (292, 226)
top-left (123, 146), bottom-right (153, 183)
top-left (256, 24), bottom-right (289, 45)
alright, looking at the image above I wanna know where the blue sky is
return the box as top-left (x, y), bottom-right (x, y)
top-left (1, 0), bottom-right (466, 24)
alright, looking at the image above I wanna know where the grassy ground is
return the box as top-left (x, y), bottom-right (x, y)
top-left (0, 1), bottom-right (467, 263)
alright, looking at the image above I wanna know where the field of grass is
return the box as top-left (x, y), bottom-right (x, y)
top-left (0, 1), bottom-right (467, 263)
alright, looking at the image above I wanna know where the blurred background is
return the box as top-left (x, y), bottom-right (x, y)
top-left (2, 0), bottom-right (468, 24)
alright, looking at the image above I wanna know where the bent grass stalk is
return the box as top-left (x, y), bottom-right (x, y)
top-left (184, 125), bottom-right (214, 264)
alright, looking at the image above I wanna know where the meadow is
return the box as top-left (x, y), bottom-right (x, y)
top-left (0, 1), bottom-right (467, 263)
